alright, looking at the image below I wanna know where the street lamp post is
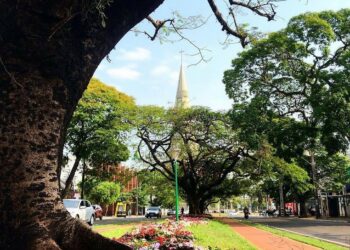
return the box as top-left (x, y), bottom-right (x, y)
top-left (174, 159), bottom-right (180, 222)
top-left (172, 146), bottom-right (181, 222)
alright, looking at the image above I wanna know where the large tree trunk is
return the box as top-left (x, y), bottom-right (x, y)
top-left (298, 196), bottom-right (308, 218)
top-left (309, 150), bottom-right (321, 218)
top-left (187, 193), bottom-right (206, 215)
top-left (0, 1), bottom-right (164, 249)
top-left (278, 181), bottom-right (285, 216)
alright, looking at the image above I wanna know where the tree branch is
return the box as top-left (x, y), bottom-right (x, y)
top-left (229, 0), bottom-right (277, 21)
top-left (207, 0), bottom-right (248, 47)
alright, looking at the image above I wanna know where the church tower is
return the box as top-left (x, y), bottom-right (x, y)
top-left (175, 60), bottom-right (190, 109)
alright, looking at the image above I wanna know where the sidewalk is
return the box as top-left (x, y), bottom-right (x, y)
top-left (217, 218), bottom-right (320, 250)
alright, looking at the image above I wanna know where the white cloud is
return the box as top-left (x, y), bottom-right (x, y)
top-left (150, 65), bottom-right (178, 85)
top-left (170, 71), bottom-right (178, 82)
top-left (119, 47), bottom-right (151, 61)
top-left (151, 65), bottom-right (171, 76)
top-left (107, 65), bottom-right (140, 80)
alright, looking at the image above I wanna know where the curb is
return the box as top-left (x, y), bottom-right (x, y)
top-left (297, 218), bottom-right (350, 224)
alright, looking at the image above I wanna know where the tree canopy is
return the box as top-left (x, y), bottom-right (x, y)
top-left (87, 181), bottom-right (121, 207)
top-left (61, 78), bottom-right (135, 197)
top-left (134, 106), bottom-right (253, 214)
top-left (224, 9), bottom-right (350, 154)
top-left (224, 9), bottom-right (350, 217)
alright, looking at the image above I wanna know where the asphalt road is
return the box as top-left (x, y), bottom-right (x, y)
top-left (94, 215), bottom-right (163, 225)
top-left (236, 216), bottom-right (350, 247)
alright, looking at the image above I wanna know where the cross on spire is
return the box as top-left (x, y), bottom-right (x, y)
top-left (179, 50), bottom-right (184, 65)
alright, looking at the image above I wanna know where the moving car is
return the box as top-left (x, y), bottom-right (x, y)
top-left (63, 199), bottom-right (95, 225)
top-left (145, 206), bottom-right (162, 218)
top-left (92, 204), bottom-right (103, 220)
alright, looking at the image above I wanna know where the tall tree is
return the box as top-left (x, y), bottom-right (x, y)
top-left (229, 100), bottom-right (315, 215)
top-left (61, 78), bottom-right (134, 198)
top-left (224, 9), bottom-right (350, 217)
top-left (0, 1), bottom-right (283, 248)
top-left (135, 106), bottom-right (251, 214)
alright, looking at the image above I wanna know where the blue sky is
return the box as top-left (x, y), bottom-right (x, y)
top-left (93, 0), bottom-right (350, 111)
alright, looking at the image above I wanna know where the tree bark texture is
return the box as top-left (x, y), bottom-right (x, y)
top-left (298, 197), bottom-right (308, 217)
top-left (0, 1), bottom-right (164, 249)
top-left (185, 189), bottom-right (206, 215)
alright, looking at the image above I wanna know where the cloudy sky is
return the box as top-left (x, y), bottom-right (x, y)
top-left (93, 0), bottom-right (350, 111)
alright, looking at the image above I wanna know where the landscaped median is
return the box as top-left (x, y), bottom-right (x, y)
top-left (93, 217), bottom-right (256, 249)
top-left (235, 218), bottom-right (348, 250)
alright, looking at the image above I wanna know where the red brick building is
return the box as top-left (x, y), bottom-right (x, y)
top-left (104, 164), bottom-right (141, 216)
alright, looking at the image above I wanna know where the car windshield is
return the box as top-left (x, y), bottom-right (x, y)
top-left (63, 200), bottom-right (80, 208)
top-left (148, 207), bottom-right (159, 210)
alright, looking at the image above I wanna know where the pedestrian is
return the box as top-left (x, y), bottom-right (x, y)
top-left (243, 207), bottom-right (249, 219)
top-left (181, 207), bottom-right (184, 216)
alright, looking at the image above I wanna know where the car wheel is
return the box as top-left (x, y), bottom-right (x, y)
top-left (88, 215), bottom-right (94, 226)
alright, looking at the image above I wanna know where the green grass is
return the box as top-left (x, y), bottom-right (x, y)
top-left (93, 219), bottom-right (166, 239)
top-left (93, 223), bottom-right (136, 238)
top-left (98, 225), bottom-right (135, 238)
top-left (188, 220), bottom-right (257, 250)
top-left (239, 220), bottom-right (348, 250)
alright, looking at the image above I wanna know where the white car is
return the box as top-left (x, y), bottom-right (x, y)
top-left (228, 210), bottom-right (238, 217)
top-left (63, 199), bottom-right (95, 225)
top-left (145, 206), bottom-right (162, 218)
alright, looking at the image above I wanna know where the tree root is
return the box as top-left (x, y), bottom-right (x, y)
top-left (54, 217), bottom-right (131, 250)
top-left (1, 215), bottom-right (131, 250)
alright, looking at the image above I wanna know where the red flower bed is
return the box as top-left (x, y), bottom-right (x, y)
top-left (114, 217), bottom-right (208, 250)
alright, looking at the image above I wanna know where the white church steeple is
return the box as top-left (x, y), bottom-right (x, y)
top-left (175, 52), bottom-right (190, 109)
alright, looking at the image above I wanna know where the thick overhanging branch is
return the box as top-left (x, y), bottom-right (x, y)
top-left (207, 0), bottom-right (278, 47)
top-left (200, 149), bottom-right (242, 194)
top-left (145, 16), bottom-right (174, 41)
top-left (138, 131), bottom-right (175, 179)
top-left (132, 14), bottom-right (211, 66)
top-left (229, 0), bottom-right (277, 21)
top-left (207, 0), bottom-right (248, 47)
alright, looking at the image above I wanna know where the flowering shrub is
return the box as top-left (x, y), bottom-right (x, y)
top-left (114, 217), bottom-right (208, 250)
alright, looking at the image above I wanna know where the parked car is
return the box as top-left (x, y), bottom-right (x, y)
top-left (63, 199), bottom-right (95, 225)
top-left (167, 209), bottom-right (176, 216)
top-left (228, 210), bottom-right (238, 217)
top-left (145, 206), bottom-right (162, 218)
top-left (92, 204), bottom-right (103, 220)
